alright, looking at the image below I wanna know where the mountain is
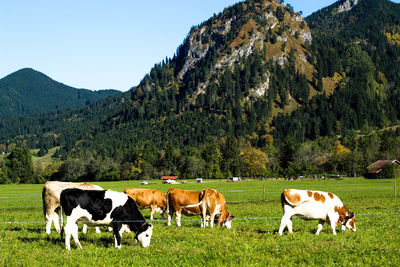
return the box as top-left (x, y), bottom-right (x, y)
top-left (0, 68), bottom-right (120, 117)
top-left (1, 0), bottom-right (400, 158)
top-left (1, 0), bottom-right (315, 150)
top-left (272, 0), bottom-right (400, 140)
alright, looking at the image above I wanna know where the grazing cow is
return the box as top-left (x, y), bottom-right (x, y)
top-left (166, 188), bottom-right (204, 227)
top-left (200, 188), bottom-right (234, 228)
top-left (187, 188), bottom-right (234, 228)
top-left (60, 188), bottom-right (153, 250)
top-left (124, 188), bottom-right (167, 220)
top-left (278, 189), bottom-right (356, 235)
top-left (42, 181), bottom-right (103, 235)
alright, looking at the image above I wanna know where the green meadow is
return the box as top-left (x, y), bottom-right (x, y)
top-left (0, 178), bottom-right (399, 266)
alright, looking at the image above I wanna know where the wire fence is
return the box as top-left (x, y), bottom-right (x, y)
top-left (0, 181), bottom-right (399, 226)
top-left (1, 210), bottom-right (400, 226)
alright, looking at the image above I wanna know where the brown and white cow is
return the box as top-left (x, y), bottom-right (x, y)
top-left (124, 188), bottom-right (167, 220)
top-left (278, 189), bottom-right (356, 235)
top-left (42, 181), bottom-right (103, 235)
top-left (195, 188), bottom-right (234, 229)
top-left (166, 188), bottom-right (204, 227)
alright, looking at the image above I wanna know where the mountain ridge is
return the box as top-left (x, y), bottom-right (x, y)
top-left (0, 0), bottom-right (399, 158)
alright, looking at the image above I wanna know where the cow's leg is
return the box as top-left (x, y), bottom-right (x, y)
top-left (150, 205), bottom-right (155, 220)
top-left (71, 223), bottom-right (82, 249)
top-left (278, 213), bottom-right (293, 235)
top-left (278, 215), bottom-right (287, 235)
top-left (328, 215), bottom-right (337, 235)
top-left (330, 224), bottom-right (337, 235)
top-left (286, 217), bottom-right (293, 233)
top-left (45, 213), bottom-right (52, 235)
top-left (201, 206), bottom-right (207, 228)
top-left (113, 224), bottom-right (122, 249)
top-left (316, 220), bottom-right (324, 235)
top-left (175, 211), bottom-right (181, 227)
top-left (95, 226), bottom-right (101, 234)
top-left (52, 212), bottom-right (61, 234)
top-left (167, 208), bottom-right (173, 226)
top-left (205, 215), bottom-right (210, 227)
top-left (64, 221), bottom-right (76, 250)
top-left (279, 206), bottom-right (296, 235)
top-left (65, 227), bottom-right (72, 250)
top-left (210, 210), bottom-right (218, 228)
top-left (82, 224), bottom-right (88, 234)
top-left (120, 224), bottom-right (131, 234)
top-left (160, 208), bottom-right (166, 219)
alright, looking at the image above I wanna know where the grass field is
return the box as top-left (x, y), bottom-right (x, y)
top-left (1, 178), bottom-right (399, 266)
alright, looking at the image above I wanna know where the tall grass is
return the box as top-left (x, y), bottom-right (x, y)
top-left (0, 178), bottom-right (399, 266)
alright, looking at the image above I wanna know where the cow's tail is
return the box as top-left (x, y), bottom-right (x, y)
top-left (42, 185), bottom-right (47, 218)
top-left (166, 190), bottom-right (171, 219)
top-left (60, 204), bottom-right (64, 239)
top-left (280, 192), bottom-right (288, 208)
top-left (183, 201), bottom-right (203, 208)
top-left (184, 188), bottom-right (207, 208)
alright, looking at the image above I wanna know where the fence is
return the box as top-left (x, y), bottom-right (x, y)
top-left (0, 180), bottom-right (399, 227)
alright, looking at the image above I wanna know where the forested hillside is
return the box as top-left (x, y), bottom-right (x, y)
top-left (273, 0), bottom-right (400, 141)
top-left (1, 0), bottom-right (400, 183)
top-left (0, 68), bottom-right (120, 117)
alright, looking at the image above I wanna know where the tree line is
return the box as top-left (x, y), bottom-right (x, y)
top-left (2, 126), bottom-right (400, 184)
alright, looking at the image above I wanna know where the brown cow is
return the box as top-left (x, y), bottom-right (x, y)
top-left (166, 188), bottom-right (205, 227)
top-left (42, 181), bottom-right (103, 235)
top-left (192, 188), bottom-right (235, 228)
top-left (124, 188), bottom-right (167, 220)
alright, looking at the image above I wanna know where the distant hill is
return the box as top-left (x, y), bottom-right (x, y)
top-left (0, 68), bottom-right (120, 117)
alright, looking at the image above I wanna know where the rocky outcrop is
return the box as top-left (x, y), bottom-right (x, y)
top-left (176, 0), bottom-right (313, 103)
top-left (338, 0), bottom-right (359, 13)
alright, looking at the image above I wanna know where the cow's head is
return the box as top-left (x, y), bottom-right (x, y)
top-left (134, 223), bottom-right (153, 247)
top-left (219, 213), bottom-right (235, 229)
top-left (341, 212), bottom-right (356, 232)
top-left (335, 206), bottom-right (356, 232)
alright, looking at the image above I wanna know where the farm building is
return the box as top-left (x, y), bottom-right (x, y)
top-left (366, 160), bottom-right (400, 179)
top-left (161, 176), bottom-right (179, 184)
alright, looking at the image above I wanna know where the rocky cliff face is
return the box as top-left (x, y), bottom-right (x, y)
top-left (174, 0), bottom-right (313, 103)
top-left (338, 0), bottom-right (360, 13)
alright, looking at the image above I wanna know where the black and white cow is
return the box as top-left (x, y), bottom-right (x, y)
top-left (60, 188), bottom-right (153, 250)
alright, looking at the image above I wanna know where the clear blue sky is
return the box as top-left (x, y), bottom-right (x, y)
top-left (1, 0), bottom-right (399, 91)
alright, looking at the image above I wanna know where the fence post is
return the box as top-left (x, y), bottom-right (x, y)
top-left (263, 185), bottom-right (265, 202)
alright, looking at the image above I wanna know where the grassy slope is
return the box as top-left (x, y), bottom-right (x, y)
top-left (0, 178), bottom-right (399, 266)
top-left (31, 147), bottom-right (61, 169)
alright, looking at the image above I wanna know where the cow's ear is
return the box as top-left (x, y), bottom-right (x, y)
top-left (149, 223), bottom-right (153, 229)
top-left (230, 215), bottom-right (235, 219)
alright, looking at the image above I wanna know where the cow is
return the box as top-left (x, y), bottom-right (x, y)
top-left (60, 188), bottom-right (153, 250)
top-left (278, 189), bottom-right (356, 235)
top-left (124, 188), bottom-right (167, 220)
top-left (187, 188), bottom-right (234, 229)
top-left (166, 188), bottom-right (204, 227)
top-left (42, 181), bottom-right (103, 235)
